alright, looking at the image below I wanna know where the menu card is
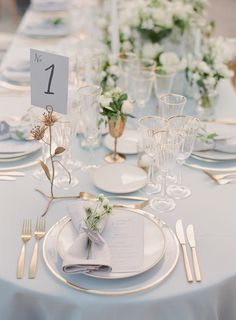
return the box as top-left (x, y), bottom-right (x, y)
top-left (103, 212), bottom-right (144, 273)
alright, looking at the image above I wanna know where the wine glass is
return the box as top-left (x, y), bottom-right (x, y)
top-left (138, 116), bottom-right (167, 195)
top-left (154, 66), bottom-right (176, 98)
top-left (117, 52), bottom-right (137, 93)
top-left (167, 115), bottom-right (200, 199)
top-left (159, 93), bottom-right (186, 119)
top-left (150, 130), bottom-right (182, 213)
top-left (136, 58), bottom-right (156, 71)
top-left (132, 70), bottom-right (155, 118)
top-left (77, 84), bottom-right (102, 171)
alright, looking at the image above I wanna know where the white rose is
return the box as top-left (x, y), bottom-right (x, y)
top-left (142, 42), bottom-right (163, 59)
top-left (159, 52), bottom-right (180, 70)
top-left (122, 100), bottom-right (133, 114)
top-left (107, 77), bottom-right (115, 88)
top-left (122, 41), bottom-right (133, 52)
top-left (197, 61), bottom-right (210, 74)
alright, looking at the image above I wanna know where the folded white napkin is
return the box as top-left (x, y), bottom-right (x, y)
top-left (0, 119), bottom-right (32, 141)
top-left (23, 20), bottom-right (68, 37)
top-left (62, 201), bottom-right (112, 274)
top-left (32, 0), bottom-right (67, 12)
top-left (194, 122), bottom-right (236, 154)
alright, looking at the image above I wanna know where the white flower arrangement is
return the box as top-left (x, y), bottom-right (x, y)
top-left (185, 37), bottom-right (234, 107)
top-left (99, 87), bottom-right (134, 123)
top-left (100, 55), bottom-right (120, 91)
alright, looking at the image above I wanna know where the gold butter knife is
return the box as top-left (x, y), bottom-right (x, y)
top-left (186, 225), bottom-right (202, 282)
top-left (175, 220), bottom-right (193, 282)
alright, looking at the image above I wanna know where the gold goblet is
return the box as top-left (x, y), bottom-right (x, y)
top-left (104, 116), bottom-right (126, 163)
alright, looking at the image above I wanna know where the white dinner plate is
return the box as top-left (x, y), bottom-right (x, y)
top-left (186, 156), bottom-right (236, 172)
top-left (92, 163), bottom-right (147, 194)
top-left (104, 130), bottom-right (141, 154)
top-left (0, 141), bottom-right (41, 161)
top-left (43, 212), bottom-right (179, 295)
top-left (192, 150), bottom-right (236, 161)
top-left (56, 208), bottom-right (166, 279)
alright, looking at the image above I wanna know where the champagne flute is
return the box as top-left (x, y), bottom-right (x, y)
top-left (159, 93), bottom-right (186, 119)
top-left (167, 115), bottom-right (200, 199)
top-left (138, 116), bottom-right (167, 195)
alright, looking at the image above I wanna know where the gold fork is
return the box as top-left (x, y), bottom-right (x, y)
top-left (29, 217), bottom-right (46, 279)
top-left (17, 219), bottom-right (32, 279)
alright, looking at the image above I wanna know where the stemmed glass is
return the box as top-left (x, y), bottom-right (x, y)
top-left (167, 115), bottom-right (200, 199)
top-left (138, 116), bottom-right (167, 195)
top-left (154, 66), bottom-right (176, 98)
top-left (117, 52), bottom-right (137, 94)
top-left (77, 84), bottom-right (102, 171)
top-left (54, 120), bottom-right (79, 189)
top-left (132, 70), bottom-right (155, 118)
top-left (150, 130), bottom-right (182, 213)
top-left (159, 93), bottom-right (186, 119)
top-left (136, 58), bottom-right (156, 71)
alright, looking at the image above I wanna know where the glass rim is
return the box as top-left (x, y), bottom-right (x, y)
top-left (159, 93), bottom-right (187, 106)
top-left (138, 115), bottom-right (167, 128)
top-left (77, 84), bottom-right (101, 96)
top-left (155, 66), bottom-right (176, 77)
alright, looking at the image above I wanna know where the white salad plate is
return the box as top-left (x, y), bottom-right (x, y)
top-left (91, 163), bottom-right (147, 194)
top-left (104, 130), bottom-right (141, 155)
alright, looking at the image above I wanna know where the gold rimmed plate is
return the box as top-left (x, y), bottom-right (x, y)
top-left (43, 209), bottom-right (179, 296)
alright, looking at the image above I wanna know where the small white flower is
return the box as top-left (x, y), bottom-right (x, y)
top-left (142, 42), bottom-right (163, 59)
top-left (197, 61), bottom-right (210, 74)
top-left (107, 77), bottom-right (115, 88)
top-left (122, 41), bottom-right (133, 52)
top-left (108, 65), bottom-right (120, 76)
top-left (122, 100), bottom-right (133, 114)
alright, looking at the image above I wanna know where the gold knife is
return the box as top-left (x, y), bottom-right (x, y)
top-left (175, 220), bottom-right (193, 282)
top-left (186, 225), bottom-right (202, 282)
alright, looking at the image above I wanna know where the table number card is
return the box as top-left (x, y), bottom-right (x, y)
top-left (30, 49), bottom-right (69, 114)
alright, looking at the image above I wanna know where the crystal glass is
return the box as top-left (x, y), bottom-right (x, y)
top-left (117, 52), bottom-right (137, 93)
top-left (167, 115), bottom-right (200, 199)
top-left (54, 120), bottom-right (79, 189)
top-left (77, 84), bottom-right (102, 171)
top-left (132, 70), bottom-right (155, 118)
top-left (150, 130), bottom-right (181, 213)
top-left (154, 66), bottom-right (176, 98)
top-left (159, 93), bottom-right (186, 119)
top-left (138, 116), bottom-right (167, 195)
top-left (135, 58), bottom-right (156, 71)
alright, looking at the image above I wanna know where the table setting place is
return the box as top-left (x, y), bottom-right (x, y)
top-left (1, 0), bottom-right (236, 319)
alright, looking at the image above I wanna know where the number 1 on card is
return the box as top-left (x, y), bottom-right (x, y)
top-left (44, 64), bottom-right (55, 95)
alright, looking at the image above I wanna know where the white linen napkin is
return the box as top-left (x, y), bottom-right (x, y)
top-left (194, 122), bottom-right (236, 154)
top-left (0, 119), bottom-right (32, 141)
top-left (23, 20), bottom-right (69, 37)
top-left (62, 201), bottom-right (112, 274)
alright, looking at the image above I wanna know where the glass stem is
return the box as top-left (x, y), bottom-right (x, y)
top-left (160, 172), bottom-right (167, 199)
top-left (177, 160), bottom-right (184, 185)
top-left (147, 158), bottom-right (154, 184)
top-left (114, 137), bottom-right (118, 160)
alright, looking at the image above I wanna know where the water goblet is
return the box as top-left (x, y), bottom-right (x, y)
top-left (154, 66), bottom-right (176, 98)
top-left (150, 130), bottom-right (182, 213)
top-left (77, 84), bottom-right (102, 171)
top-left (159, 93), bottom-right (186, 119)
top-left (132, 70), bottom-right (155, 118)
top-left (138, 116), bottom-right (167, 195)
top-left (167, 115), bottom-right (200, 199)
top-left (117, 52), bottom-right (137, 94)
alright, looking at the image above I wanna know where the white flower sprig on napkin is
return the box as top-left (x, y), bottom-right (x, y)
top-left (84, 194), bottom-right (113, 258)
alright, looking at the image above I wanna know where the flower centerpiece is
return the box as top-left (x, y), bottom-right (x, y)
top-left (100, 55), bottom-right (120, 91)
top-left (99, 87), bottom-right (134, 163)
top-left (185, 37), bottom-right (233, 118)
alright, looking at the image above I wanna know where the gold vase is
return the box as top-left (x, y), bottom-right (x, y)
top-left (104, 116), bottom-right (127, 163)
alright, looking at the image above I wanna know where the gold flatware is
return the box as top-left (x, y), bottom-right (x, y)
top-left (202, 118), bottom-right (236, 125)
top-left (113, 201), bottom-right (149, 210)
top-left (0, 171), bottom-right (25, 177)
top-left (186, 225), bottom-right (202, 282)
top-left (0, 176), bottom-right (16, 181)
top-left (204, 170), bottom-right (236, 183)
top-left (16, 219), bottom-right (32, 279)
top-left (216, 178), bottom-right (236, 185)
top-left (175, 219), bottom-right (193, 283)
top-left (79, 192), bottom-right (148, 202)
top-left (29, 217), bottom-right (46, 279)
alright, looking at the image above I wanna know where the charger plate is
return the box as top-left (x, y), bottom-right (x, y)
top-left (43, 209), bottom-right (179, 296)
top-left (186, 156), bottom-right (236, 172)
